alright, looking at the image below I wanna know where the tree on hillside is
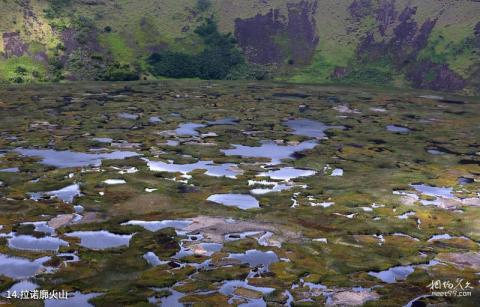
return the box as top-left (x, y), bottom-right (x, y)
top-left (147, 18), bottom-right (245, 80)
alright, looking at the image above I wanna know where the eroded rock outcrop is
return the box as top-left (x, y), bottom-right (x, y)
top-left (234, 0), bottom-right (319, 65)
top-left (2, 32), bottom-right (28, 58)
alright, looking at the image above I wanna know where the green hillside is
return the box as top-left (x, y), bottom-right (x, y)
top-left (0, 0), bottom-right (479, 94)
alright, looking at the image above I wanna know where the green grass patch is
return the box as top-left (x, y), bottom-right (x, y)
top-left (417, 26), bottom-right (478, 78)
top-left (99, 32), bottom-right (135, 64)
top-left (289, 40), bottom-right (356, 83)
top-left (0, 56), bottom-right (47, 83)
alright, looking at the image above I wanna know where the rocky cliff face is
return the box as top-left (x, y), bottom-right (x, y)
top-left (0, 0), bottom-right (479, 94)
top-left (351, 0), bottom-right (466, 91)
top-left (234, 0), bottom-right (319, 65)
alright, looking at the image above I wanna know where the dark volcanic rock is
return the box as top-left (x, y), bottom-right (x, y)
top-left (358, 5), bottom-right (436, 66)
top-left (61, 28), bottom-right (101, 59)
top-left (178, 184), bottom-right (199, 193)
top-left (234, 9), bottom-right (285, 64)
top-left (331, 66), bottom-right (350, 79)
top-left (272, 92), bottom-right (310, 99)
top-left (439, 98), bottom-right (465, 105)
top-left (234, 0), bottom-right (319, 65)
top-left (376, 0), bottom-right (397, 36)
top-left (348, 0), bottom-right (372, 21)
top-left (34, 52), bottom-right (48, 63)
top-left (286, 0), bottom-right (319, 65)
top-left (61, 27), bottom-right (104, 80)
top-left (474, 22), bottom-right (480, 48)
top-left (80, 0), bottom-right (105, 4)
top-left (389, 7), bottom-right (436, 67)
top-left (392, 7), bottom-right (418, 47)
top-left (413, 18), bottom-right (436, 52)
top-left (354, 2), bottom-right (461, 91)
top-left (357, 31), bottom-right (386, 63)
top-left (2, 32), bottom-right (28, 57)
top-left (406, 60), bottom-right (466, 91)
top-left (398, 5), bottom-right (416, 22)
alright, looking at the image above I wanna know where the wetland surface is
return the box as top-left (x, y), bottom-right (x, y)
top-left (0, 81), bottom-right (479, 306)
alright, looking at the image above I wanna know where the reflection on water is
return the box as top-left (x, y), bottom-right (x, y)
top-left (222, 140), bottom-right (318, 164)
top-left (45, 291), bottom-right (102, 307)
top-left (29, 183), bottom-right (81, 204)
top-left (118, 112), bottom-right (139, 120)
top-left (15, 148), bottom-right (139, 168)
top-left (8, 235), bottom-right (68, 252)
top-left (122, 220), bottom-right (192, 232)
top-left (66, 231), bottom-right (133, 250)
top-left (0, 253), bottom-right (51, 279)
top-left (145, 159), bottom-right (243, 179)
top-left (228, 249), bottom-right (279, 269)
top-left (284, 119), bottom-right (343, 139)
top-left (258, 167), bottom-right (316, 181)
top-left (175, 122), bottom-right (206, 136)
top-left (386, 125), bottom-right (410, 134)
top-left (207, 194), bottom-right (260, 210)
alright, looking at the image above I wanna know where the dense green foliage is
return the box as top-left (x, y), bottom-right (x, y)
top-left (44, 0), bottom-right (72, 19)
top-left (196, 0), bottom-right (212, 12)
top-left (98, 63), bottom-right (139, 81)
top-left (147, 52), bottom-right (198, 79)
top-left (148, 19), bottom-right (245, 80)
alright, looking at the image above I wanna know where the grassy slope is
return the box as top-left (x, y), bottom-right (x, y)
top-left (73, 0), bottom-right (204, 58)
top-left (396, 0), bottom-right (479, 80)
top-left (290, 0), bottom-right (359, 84)
top-left (0, 0), bottom-right (478, 92)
